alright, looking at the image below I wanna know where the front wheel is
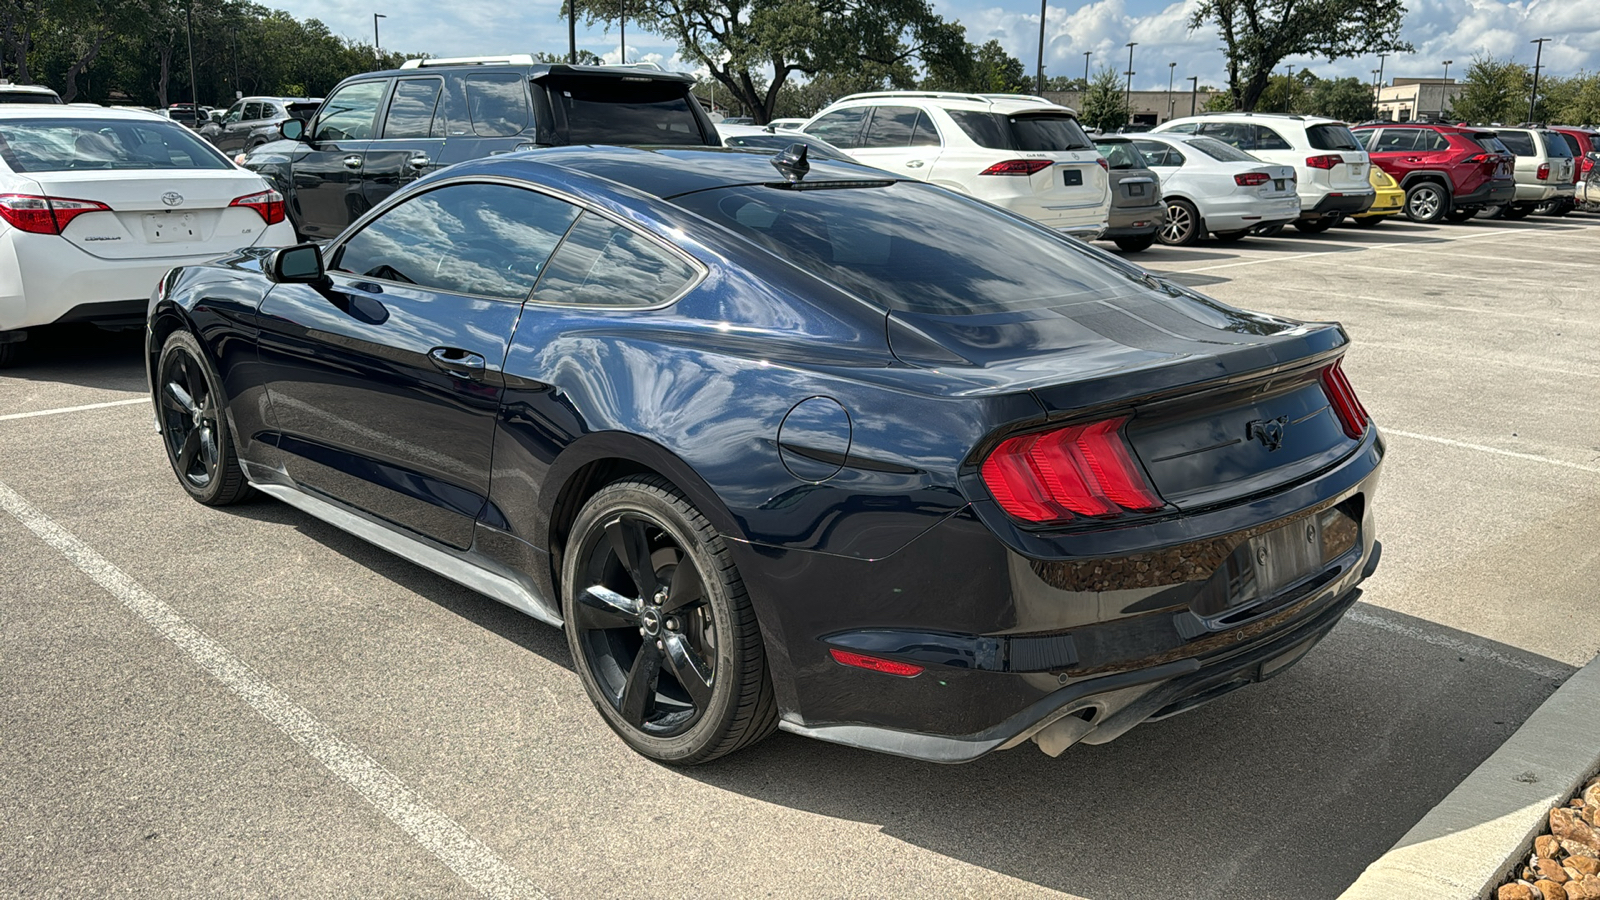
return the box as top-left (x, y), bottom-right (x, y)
top-left (562, 477), bottom-right (777, 764)
top-left (1113, 233), bottom-right (1156, 252)
top-left (156, 330), bottom-right (251, 506)
top-left (1158, 199), bottom-right (1201, 246)
top-left (1404, 182), bottom-right (1450, 223)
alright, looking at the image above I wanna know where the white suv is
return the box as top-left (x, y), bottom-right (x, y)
top-left (1153, 113), bottom-right (1374, 234)
top-left (800, 92), bottom-right (1111, 238)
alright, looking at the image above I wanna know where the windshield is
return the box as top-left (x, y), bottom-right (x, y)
top-left (0, 117), bottom-right (233, 171)
top-left (1189, 137), bottom-right (1259, 162)
top-left (548, 77), bottom-right (709, 146)
top-left (672, 181), bottom-right (1136, 316)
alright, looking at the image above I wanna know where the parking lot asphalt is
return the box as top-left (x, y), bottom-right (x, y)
top-left (1, 214), bottom-right (1596, 899)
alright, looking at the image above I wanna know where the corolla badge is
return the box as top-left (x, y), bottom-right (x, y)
top-left (1248, 416), bottom-right (1288, 451)
top-left (161, 192), bottom-right (184, 207)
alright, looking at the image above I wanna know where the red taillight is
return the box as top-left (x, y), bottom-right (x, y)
top-left (980, 416), bottom-right (1163, 524)
top-left (1305, 155), bottom-right (1342, 170)
top-left (1463, 153), bottom-right (1487, 164)
top-left (1320, 360), bottom-right (1371, 439)
top-left (829, 649), bottom-right (924, 677)
top-left (229, 189), bottom-right (285, 225)
top-left (1096, 157), bottom-right (1109, 170)
top-left (0, 193), bottom-right (112, 234)
top-left (1581, 157), bottom-right (1594, 174)
top-left (980, 159), bottom-right (1053, 176)
top-left (1234, 172), bottom-right (1270, 186)
top-left (1536, 163), bottom-right (1550, 181)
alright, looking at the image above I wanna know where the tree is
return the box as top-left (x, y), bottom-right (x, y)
top-left (1191, 0), bottom-right (1411, 111)
top-left (1539, 73), bottom-right (1600, 126)
top-left (1449, 56), bottom-right (1530, 125)
top-left (534, 49), bottom-right (605, 65)
top-left (1302, 75), bottom-right (1376, 121)
top-left (569, 0), bottom-right (970, 124)
top-left (1079, 67), bottom-right (1129, 132)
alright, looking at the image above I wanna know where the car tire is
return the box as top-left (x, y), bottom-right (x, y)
top-left (155, 330), bottom-right (251, 506)
top-left (1350, 216), bottom-right (1384, 228)
top-left (1445, 208), bottom-right (1477, 222)
top-left (1210, 229), bottom-right (1250, 243)
top-left (1502, 204), bottom-right (1533, 220)
top-left (1114, 234), bottom-right (1156, 252)
top-left (562, 476), bottom-right (777, 765)
top-left (1476, 204), bottom-right (1506, 219)
top-left (1252, 223), bottom-right (1286, 237)
top-left (1293, 217), bottom-right (1335, 234)
top-left (1404, 181), bottom-right (1450, 223)
top-left (1158, 199), bottom-right (1201, 246)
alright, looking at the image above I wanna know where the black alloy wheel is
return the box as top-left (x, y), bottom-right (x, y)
top-left (1294, 217), bottom-right (1336, 234)
top-left (1404, 182), bottom-right (1450, 223)
top-left (563, 477), bottom-right (776, 764)
top-left (1158, 199), bottom-right (1201, 246)
top-left (1114, 233), bottom-right (1156, 252)
top-left (156, 330), bottom-right (250, 506)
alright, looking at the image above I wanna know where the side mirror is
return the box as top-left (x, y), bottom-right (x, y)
top-left (267, 244), bottom-right (326, 285)
top-left (279, 118), bottom-right (305, 141)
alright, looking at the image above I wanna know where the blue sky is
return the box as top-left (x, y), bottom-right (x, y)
top-left (279, 0), bottom-right (1599, 92)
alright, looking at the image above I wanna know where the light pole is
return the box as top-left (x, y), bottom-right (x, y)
top-left (1376, 52), bottom-right (1388, 90)
top-left (1371, 68), bottom-right (1382, 118)
top-left (620, 0), bottom-right (626, 64)
top-left (1083, 51), bottom-right (1091, 87)
top-left (1284, 63), bottom-right (1294, 111)
top-left (1166, 62), bottom-right (1175, 119)
top-left (568, 0), bottom-right (576, 63)
top-left (1188, 75), bottom-right (1198, 115)
top-left (1442, 59), bottom-right (1452, 82)
top-left (373, 13), bottom-right (385, 67)
top-left (1530, 38), bottom-right (1551, 123)
top-left (184, 4), bottom-right (198, 125)
top-left (1035, 0), bottom-right (1047, 96)
top-left (1124, 42), bottom-right (1137, 111)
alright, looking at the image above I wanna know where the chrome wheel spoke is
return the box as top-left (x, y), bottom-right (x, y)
top-left (162, 382), bottom-right (195, 417)
top-left (577, 584), bottom-right (640, 631)
top-left (661, 632), bottom-right (713, 708)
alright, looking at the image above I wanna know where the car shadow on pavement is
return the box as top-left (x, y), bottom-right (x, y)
top-left (4, 324), bottom-right (146, 393)
top-left (677, 605), bottom-right (1570, 900)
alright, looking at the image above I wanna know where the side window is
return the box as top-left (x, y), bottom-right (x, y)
top-left (909, 110), bottom-right (940, 147)
top-left (860, 106), bottom-right (920, 149)
top-left (383, 78), bottom-right (443, 139)
top-left (1254, 126), bottom-right (1292, 150)
top-left (1422, 131), bottom-right (1452, 152)
top-left (312, 81), bottom-right (386, 142)
top-left (1132, 141), bottom-right (1165, 165)
top-left (1373, 130), bottom-right (1418, 152)
top-left (804, 108), bottom-right (868, 149)
top-left (534, 212), bottom-right (699, 307)
top-left (1164, 122), bottom-right (1198, 134)
top-left (946, 110), bottom-right (1011, 149)
top-left (1497, 131), bottom-right (1536, 156)
top-left (465, 73), bottom-right (529, 138)
top-left (223, 101), bottom-right (244, 124)
top-left (331, 183), bottom-right (580, 301)
top-left (1199, 122), bottom-right (1252, 150)
top-left (1352, 129), bottom-right (1374, 149)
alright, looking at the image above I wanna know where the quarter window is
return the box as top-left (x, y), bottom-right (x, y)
top-left (383, 78), bottom-right (443, 139)
top-left (465, 73), bottom-right (529, 138)
top-left (313, 81), bottom-right (386, 142)
top-left (909, 110), bottom-right (940, 147)
top-left (804, 108), bottom-right (868, 149)
top-left (534, 213), bottom-right (699, 307)
top-left (331, 182), bottom-right (580, 301)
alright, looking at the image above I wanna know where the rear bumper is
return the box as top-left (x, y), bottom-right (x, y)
top-left (1102, 200), bottom-right (1165, 236)
top-left (1352, 188), bottom-right (1405, 218)
top-left (1452, 179), bottom-right (1516, 208)
top-left (1513, 183), bottom-right (1575, 204)
top-left (1300, 190), bottom-right (1375, 220)
top-left (1202, 195), bottom-right (1301, 232)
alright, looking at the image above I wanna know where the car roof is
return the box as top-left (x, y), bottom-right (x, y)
top-left (354, 61), bottom-right (696, 85)
top-left (439, 145), bottom-right (904, 201)
top-left (1164, 112), bottom-right (1343, 127)
top-left (828, 91), bottom-right (1077, 116)
top-left (0, 84), bottom-right (58, 94)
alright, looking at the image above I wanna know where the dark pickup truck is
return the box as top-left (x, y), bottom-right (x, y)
top-left (241, 56), bottom-right (719, 239)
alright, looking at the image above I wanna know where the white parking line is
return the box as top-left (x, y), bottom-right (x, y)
top-left (1383, 429), bottom-right (1600, 476)
top-left (0, 397), bottom-right (149, 422)
top-left (0, 479), bottom-right (545, 900)
top-left (1163, 226), bottom-right (1524, 274)
top-left (1343, 608), bottom-right (1572, 681)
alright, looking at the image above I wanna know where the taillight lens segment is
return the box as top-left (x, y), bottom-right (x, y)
top-left (1320, 360), bottom-right (1371, 439)
top-left (1304, 154), bottom-right (1342, 170)
top-left (981, 416), bottom-right (1163, 524)
top-left (1234, 172), bottom-right (1270, 186)
top-left (0, 193), bottom-right (112, 234)
top-left (229, 189), bottom-right (286, 225)
top-left (980, 159), bottom-right (1054, 176)
top-left (1536, 163), bottom-right (1551, 181)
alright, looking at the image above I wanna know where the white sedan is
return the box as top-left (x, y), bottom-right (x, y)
top-left (0, 106), bottom-right (294, 365)
top-left (1129, 133), bottom-right (1301, 245)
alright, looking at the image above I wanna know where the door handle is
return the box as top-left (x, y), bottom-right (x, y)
top-left (429, 347), bottom-right (487, 379)
top-left (343, 155), bottom-right (362, 169)
top-left (905, 160), bottom-right (925, 168)
top-left (408, 155), bottom-right (430, 169)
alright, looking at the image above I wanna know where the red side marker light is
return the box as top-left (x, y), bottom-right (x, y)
top-left (829, 648), bottom-right (924, 677)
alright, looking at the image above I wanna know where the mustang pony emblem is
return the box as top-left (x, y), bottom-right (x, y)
top-left (1248, 416), bottom-right (1289, 451)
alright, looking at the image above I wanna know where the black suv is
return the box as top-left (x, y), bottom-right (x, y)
top-left (243, 56), bottom-right (718, 239)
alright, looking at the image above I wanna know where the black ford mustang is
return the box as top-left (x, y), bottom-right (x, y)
top-left (147, 145), bottom-right (1383, 764)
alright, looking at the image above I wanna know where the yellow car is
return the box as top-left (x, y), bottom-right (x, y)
top-left (1349, 166), bottom-right (1405, 226)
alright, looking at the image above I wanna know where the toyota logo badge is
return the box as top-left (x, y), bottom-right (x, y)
top-left (161, 192), bottom-right (184, 207)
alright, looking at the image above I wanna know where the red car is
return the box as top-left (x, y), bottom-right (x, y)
top-left (1352, 123), bottom-right (1516, 223)
top-left (1547, 126), bottom-right (1600, 214)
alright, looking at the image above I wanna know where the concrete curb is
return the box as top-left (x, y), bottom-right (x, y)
top-left (1340, 653), bottom-right (1600, 899)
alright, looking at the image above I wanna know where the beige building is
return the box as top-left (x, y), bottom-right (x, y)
top-left (1374, 78), bottom-right (1466, 122)
top-left (1044, 89), bottom-right (1226, 126)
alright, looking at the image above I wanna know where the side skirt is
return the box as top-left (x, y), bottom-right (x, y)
top-left (249, 479), bottom-right (563, 629)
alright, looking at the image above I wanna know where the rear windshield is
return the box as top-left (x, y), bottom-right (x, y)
top-left (1558, 133), bottom-right (1582, 156)
top-left (548, 77), bottom-right (708, 145)
top-left (0, 118), bottom-right (232, 172)
top-left (0, 91), bottom-right (60, 104)
top-left (1188, 136), bottom-right (1258, 162)
top-left (1496, 131), bottom-right (1536, 156)
top-left (1306, 123), bottom-right (1361, 151)
top-left (1093, 140), bottom-right (1147, 169)
top-left (671, 181), bottom-right (1134, 315)
top-left (1542, 132), bottom-right (1573, 157)
top-left (948, 110), bottom-right (1092, 151)
top-left (1473, 134), bottom-right (1510, 154)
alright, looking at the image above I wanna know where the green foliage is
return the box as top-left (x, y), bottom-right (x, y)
top-left (1449, 56), bottom-right (1531, 124)
top-left (4, 0), bottom-right (426, 108)
top-left (1079, 67), bottom-right (1130, 132)
top-left (1301, 75), bottom-right (1377, 121)
top-left (1044, 75), bottom-right (1086, 92)
top-left (1202, 92), bottom-right (1234, 112)
top-left (922, 39), bottom-right (1028, 94)
top-left (1191, 0), bottom-right (1412, 111)
top-left (1537, 72), bottom-right (1600, 126)
top-left (570, 0), bottom-right (969, 123)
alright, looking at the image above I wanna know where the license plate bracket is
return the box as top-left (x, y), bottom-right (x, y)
top-left (1063, 168), bottom-right (1082, 187)
top-left (145, 212), bottom-right (197, 243)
